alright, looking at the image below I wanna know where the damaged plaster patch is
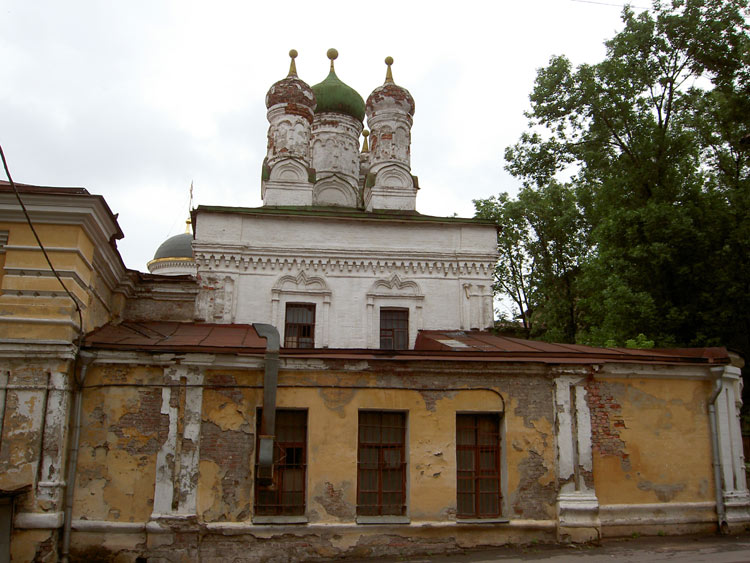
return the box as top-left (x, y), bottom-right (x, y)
top-left (585, 380), bottom-right (631, 471)
top-left (313, 481), bottom-right (355, 519)
top-left (637, 480), bottom-right (686, 502)
top-left (418, 390), bottom-right (457, 412)
top-left (513, 450), bottom-right (556, 520)
top-left (318, 388), bottom-right (356, 417)
top-left (199, 421), bottom-right (253, 521)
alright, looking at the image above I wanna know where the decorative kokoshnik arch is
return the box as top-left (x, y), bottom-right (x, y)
top-left (271, 271), bottom-right (332, 348)
top-left (366, 274), bottom-right (424, 348)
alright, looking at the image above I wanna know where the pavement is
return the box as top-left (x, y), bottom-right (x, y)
top-left (351, 534), bottom-right (750, 562)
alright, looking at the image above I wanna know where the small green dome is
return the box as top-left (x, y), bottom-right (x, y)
top-left (311, 50), bottom-right (365, 122)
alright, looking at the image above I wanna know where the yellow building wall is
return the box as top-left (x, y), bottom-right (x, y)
top-left (0, 221), bottom-right (122, 342)
top-left (74, 365), bottom-right (557, 527)
top-left (590, 377), bottom-right (715, 505)
top-left (73, 365), bottom-right (165, 523)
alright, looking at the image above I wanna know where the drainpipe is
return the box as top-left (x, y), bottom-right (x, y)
top-left (253, 324), bottom-right (279, 486)
top-left (61, 351), bottom-right (95, 563)
top-left (708, 368), bottom-right (728, 534)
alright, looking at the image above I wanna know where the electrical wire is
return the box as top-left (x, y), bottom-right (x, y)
top-left (0, 144), bottom-right (84, 343)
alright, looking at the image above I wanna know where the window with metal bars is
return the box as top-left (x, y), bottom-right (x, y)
top-left (357, 411), bottom-right (407, 516)
top-left (254, 409), bottom-right (307, 516)
top-left (456, 413), bottom-right (502, 518)
top-left (379, 308), bottom-right (408, 350)
top-left (284, 303), bottom-right (315, 348)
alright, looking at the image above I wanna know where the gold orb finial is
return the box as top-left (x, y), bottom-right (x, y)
top-left (361, 129), bottom-right (370, 152)
top-left (384, 56), bottom-right (394, 83)
top-left (327, 48), bottom-right (338, 72)
top-left (287, 49), bottom-right (299, 77)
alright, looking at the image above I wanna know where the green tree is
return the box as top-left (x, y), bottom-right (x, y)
top-left (484, 0), bottom-right (750, 351)
top-left (474, 181), bottom-right (588, 341)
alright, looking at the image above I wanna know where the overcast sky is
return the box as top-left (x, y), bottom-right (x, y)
top-left (0, 0), bottom-right (637, 272)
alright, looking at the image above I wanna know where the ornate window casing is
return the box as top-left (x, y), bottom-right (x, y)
top-left (366, 274), bottom-right (423, 349)
top-left (272, 271), bottom-right (331, 348)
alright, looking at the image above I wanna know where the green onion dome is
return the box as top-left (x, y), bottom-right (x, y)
top-left (265, 50), bottom-right (316, 117)
top-left (311, 49), bottom-right (366, 122)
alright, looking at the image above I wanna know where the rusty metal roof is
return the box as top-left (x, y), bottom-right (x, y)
top-left (84, 322), bottom-right (729, 365)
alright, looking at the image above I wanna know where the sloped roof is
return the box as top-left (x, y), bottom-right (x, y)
top-left (84, 322), bottom-right (729, 365)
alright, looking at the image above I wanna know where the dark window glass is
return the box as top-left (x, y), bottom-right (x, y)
top-left (284, 303), bottom-right (315, 348)
top-left (380, 308), bottom-right (408, 350)
top-left (456, 414), bottom-right (502, 518)
top-left (255, 409), bottom-right (307, 515)
top-left (357, 411), bottom-right (407, 516)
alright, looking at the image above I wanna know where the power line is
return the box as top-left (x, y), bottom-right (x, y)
top-left (0, 144), bottom-right (84, 342)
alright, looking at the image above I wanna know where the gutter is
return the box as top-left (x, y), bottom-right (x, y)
top-left (61, 351), bottom-right (95, 562)
top-left (253, 324), bottom-right (280, 486)
top-left (708, 367), bottom-right (728, 534)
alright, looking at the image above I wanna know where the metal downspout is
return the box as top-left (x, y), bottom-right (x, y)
top-left (708, 369), bottom-right (728, 533)
top-left (60, 352), bottom-right (95, 563)
top-left (253, 324), bottom-right (280, 486)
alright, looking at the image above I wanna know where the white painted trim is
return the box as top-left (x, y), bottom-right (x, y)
top-left (599, 501), bottom-right (716, 526)
top-left (14, 511), bottom-right (64, 529)
top-left (72, 520), bottom-right (146, 532)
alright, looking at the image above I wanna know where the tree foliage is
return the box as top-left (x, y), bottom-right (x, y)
top-left (476, 0), bottom-right (750, 355)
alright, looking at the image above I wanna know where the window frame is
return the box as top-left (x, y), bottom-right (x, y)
top-left (254, 409), bottom-right (308, 519)
top-left (379, 307), bottom-right (409, 350)
top-left (284, 302), bottom-right (316, 349)
top-left (456, 412), bottom-right (503, 520)
top-left (356, 410), bottom-right (408, 520)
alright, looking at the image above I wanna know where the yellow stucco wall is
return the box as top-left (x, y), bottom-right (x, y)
top-left (0, 221), bottom-right (121, 341)
top-left (74, 365), bottom-right (165, 523)
top-left (591, 377), bottom-right (714, 505)
top-left (75, 365), bottom-right (558, 526)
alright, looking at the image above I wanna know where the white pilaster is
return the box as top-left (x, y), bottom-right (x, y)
top-left (554, 375), bottom-right (599, 542)
top-left (711, 365), bottom-right (750, 526)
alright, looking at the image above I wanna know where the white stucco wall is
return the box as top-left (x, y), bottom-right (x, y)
top-left (193, 210), bottom-right (497, 348)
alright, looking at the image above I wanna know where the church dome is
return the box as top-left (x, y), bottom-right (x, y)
top-left (147, 223), bottom-right (197, 276)
top-left (311, 49), bottom-right (366, 122)
top-left (265, 49), bottom-right (316, 115)
top-left (153, 232), bottom-right (193, 260)
top-left (366, 57), bottom-right (415, 117)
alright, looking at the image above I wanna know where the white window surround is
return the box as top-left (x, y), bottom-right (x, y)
top-left (271, 271), bottom-right (331, 348)
top-left (366, 274), bottom-right (424, 349)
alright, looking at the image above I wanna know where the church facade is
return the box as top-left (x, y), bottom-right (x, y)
top-left (0, 50), bottom-right (748, 562)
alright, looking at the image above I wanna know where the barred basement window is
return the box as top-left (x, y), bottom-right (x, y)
top-left (284, 303), bottom-right (315, 348)
top-left (379, 308), bottom-right (408, 350)
top-left (357, 411), bottom-right (407, 516)
top-left (254, 409), bottom-right (307, 516)
top-left (456, 413), bottom-right (502, 518)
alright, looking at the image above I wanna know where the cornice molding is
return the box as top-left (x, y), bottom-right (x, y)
top-left (193, 249), bottom-right (495, 277)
